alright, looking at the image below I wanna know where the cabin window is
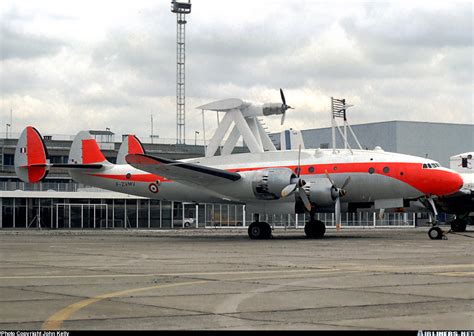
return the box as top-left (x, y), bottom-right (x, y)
top-left (125, 173), bottom-right (132, 179)
top-left (423, 164), bottom-right (427, 169)
top-left (383, 167), bottom-right (389, 173)
top-left (368, 167), bottom-right (375, 174)
top-left (333, 166), bottom-right (337, 171)
top-left (308, 166), bottom-right (315, 173)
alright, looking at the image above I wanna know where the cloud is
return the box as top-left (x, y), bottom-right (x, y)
top-left (0, 0), bottom-right (472, 142)
top-left (0, 25), bottom-right (64, 61)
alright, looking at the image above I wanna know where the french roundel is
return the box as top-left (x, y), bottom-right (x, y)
top-left (148, 183), bottom-right (159, 193)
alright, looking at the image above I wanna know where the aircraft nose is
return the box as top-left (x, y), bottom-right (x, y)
top-left (435, 170), bottom-right (463, 196)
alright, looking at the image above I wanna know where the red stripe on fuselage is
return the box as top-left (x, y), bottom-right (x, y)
top-left (89, 161), bottom-right (462, 196)
top-left (89, 173), bottom-right (170, 183)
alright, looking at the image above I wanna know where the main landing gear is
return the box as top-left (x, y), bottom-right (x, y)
top-left (450, 217), bottom-right (468, 232)
top-left (305, 213), bottom-right (326, 239)
top-left (248, 214), bottom-right (272, 240)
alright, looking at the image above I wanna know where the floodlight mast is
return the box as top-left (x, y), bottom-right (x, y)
top-left (171, 0), bottom-right (192, 144)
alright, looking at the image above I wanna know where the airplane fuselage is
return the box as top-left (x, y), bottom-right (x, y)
top-left (69, 148), bottom-right (463, 214)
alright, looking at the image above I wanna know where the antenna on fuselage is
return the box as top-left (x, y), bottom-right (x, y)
top-left (331, 97), bottom-right (363, 154)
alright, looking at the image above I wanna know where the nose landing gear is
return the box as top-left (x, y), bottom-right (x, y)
top-left (428, 226), bottom-right (447, 240)
top-left (426, 197), bottom-right (448, 240)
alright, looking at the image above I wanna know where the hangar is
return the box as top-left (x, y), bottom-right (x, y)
top-left (271, 120), bottom-right (474, 167)
top-left (0, 121), bottom-right (472, 229)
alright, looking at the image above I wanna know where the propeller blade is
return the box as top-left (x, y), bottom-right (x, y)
top-left (298, 187), bottom-right (312, 212)
top-left (377, 208), bottom-right (385, 220)
top-left (324, 170), bottom-right (336, 187)
top-left (281, 183), bottom-right (297, 198)
top-left (341, 176), bottom-right (351, 190)
top-left (281, 112), bottom-right (286, 125)
top-left (280, 88), bottom-right (286, 106)
top-left (297, 145), bottom-right (302, 177)
top-left (335, 197), bottom-right (341, 231)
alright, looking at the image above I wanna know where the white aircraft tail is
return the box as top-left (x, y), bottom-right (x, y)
top-left (14, 126), bottom-right (50, 183)
top-left (117, 134), bottom-right (145, 164)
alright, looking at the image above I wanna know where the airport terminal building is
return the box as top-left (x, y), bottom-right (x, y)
top-left (1, 121), bottom-right (472, 230)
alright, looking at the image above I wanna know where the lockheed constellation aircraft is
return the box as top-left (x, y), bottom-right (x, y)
top-left (15, 125), bottom-right (463, 240)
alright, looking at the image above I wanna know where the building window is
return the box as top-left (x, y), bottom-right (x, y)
top-left (3, 154), bottom-right (14, 166)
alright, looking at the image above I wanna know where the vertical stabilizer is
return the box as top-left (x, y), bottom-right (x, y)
top-left (14, 126), bottom-right (49, 183)
top-left (117, 135), bottom-right (146, 164)
top-left (69, 131), bottom-right (109, 165)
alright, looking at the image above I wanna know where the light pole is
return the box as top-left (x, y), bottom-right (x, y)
top-left (194, 130), bottom-right (199, 145)
top-left (5, 123), bottom-right (10, 139)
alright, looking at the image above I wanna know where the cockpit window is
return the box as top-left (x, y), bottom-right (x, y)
top-left (423, 162), bottom-right (440, 169)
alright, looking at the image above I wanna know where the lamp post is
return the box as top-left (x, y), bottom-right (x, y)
top-left (5, 123), bottom-right (10, 139)
top-left (194, 130), bottom-right (199, 145)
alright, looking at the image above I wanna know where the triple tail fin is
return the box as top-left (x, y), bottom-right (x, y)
top-left (14, 127), bottom-right (107, 183)
top-left (14, 126), bottom-right (49, 183)
top-left (116, 134), bottom-right (146, 164)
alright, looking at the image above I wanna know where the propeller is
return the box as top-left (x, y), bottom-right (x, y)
top-left (280, 146), bottom-right (312, 211)
top-left (324, 170), bottom-right (351, 231)
top-left (280, 88), bottom-right (294, 125)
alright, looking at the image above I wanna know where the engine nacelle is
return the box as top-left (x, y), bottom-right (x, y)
top-left (262, 103), bottom-right (283, 116)
top-left (251, 168), bottom-right (295, 200)
top-left (306, 180), bottom-right (336, 207)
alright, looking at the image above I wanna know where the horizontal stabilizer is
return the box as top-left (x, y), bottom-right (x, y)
top-left (126, 154), bottom-right (241, 186)
top-left (52, 164), bottom-right (103, 169)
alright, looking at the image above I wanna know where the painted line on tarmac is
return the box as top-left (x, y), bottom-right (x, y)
top-left (0, 268), bottom-right (338, 280)
top-left (41, 280), bottom-right (210, 330)
top-left (40, 268), bottom-right (348, 330)
top-left (437, 271), bottom-right (474, 277)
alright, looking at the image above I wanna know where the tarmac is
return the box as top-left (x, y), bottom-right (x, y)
top-left (0, 227), bottom-right (473, 330)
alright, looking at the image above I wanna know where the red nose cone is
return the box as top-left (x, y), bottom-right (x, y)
top-left (435, 170), bottom-right (463, 196)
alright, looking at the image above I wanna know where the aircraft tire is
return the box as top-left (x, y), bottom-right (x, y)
top-left (450, 219), bottom-right (467, 232)
top-left (305, 220), bottom-right (326, 239)
top-left (248, 222), bottom-right (272, 240)
top-left (428, 227), bottom-right (443, 240)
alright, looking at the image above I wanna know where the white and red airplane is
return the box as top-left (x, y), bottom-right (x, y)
top-left (14, 125), bottom-right (463, 240)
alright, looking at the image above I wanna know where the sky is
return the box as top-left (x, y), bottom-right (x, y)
top-left (0, 0), bottom-right (473, 143)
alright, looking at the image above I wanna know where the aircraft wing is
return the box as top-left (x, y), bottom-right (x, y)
top-left (125, 154), bottom-right (241, 186)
